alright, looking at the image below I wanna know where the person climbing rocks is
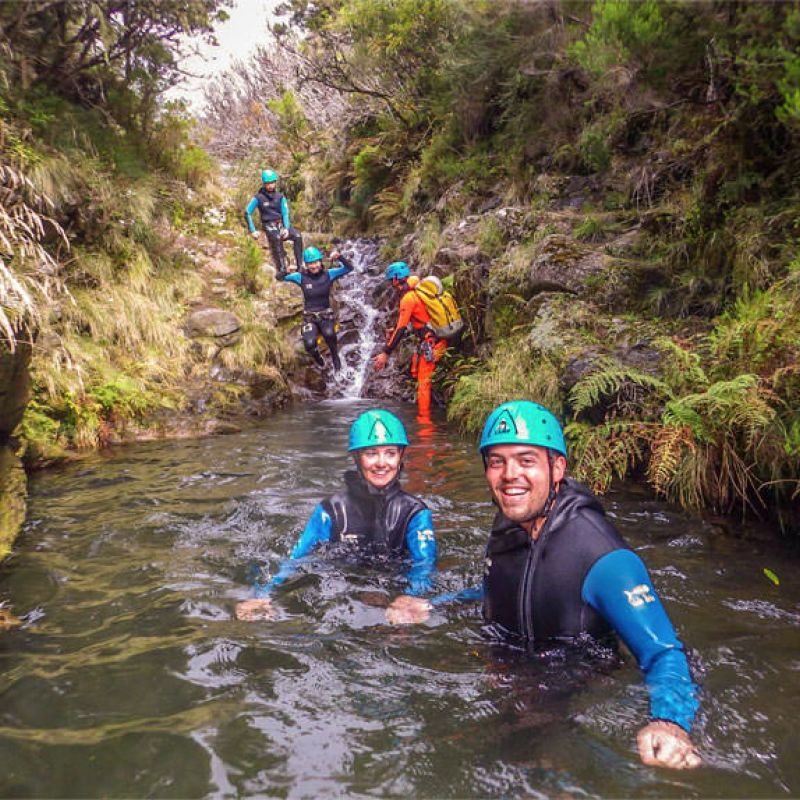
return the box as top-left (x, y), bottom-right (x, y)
top-left (235, 409), bottom-right (437, 625)
top-left (371, 261), bottom-right (448, 420)
top-left (281, 245), bottom-right (354, 371)
top-left (410, 400), bottom-right (702, 770)
top-left (244, 168), bottom-right (304, 274)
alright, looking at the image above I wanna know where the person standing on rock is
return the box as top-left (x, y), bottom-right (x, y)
top-left (235, 408), bottom-right (437, 625)
top-left (372, 261), bottom-right (448, 420)
top-left (281, 246), bottom-right (353, 371)
top-left (244, 168), bottom-right (304, 274)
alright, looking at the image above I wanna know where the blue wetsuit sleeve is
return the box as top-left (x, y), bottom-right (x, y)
top-left (281, 271), bottom-right (302, 284)
top-left (252, 504), bottom-right (332, 596)
top-left (429, 586), bottom-right (483, 607)
top-left (404, 508), bottom-right (437, 596)
top-left (245, 197), bottom-right (258, 233)
top-left (281, 197), bottom-right (290, 229)
top-left (582, 549), bottom-right (700, 732)
top-left (328, 257), bottom-right (354, 282)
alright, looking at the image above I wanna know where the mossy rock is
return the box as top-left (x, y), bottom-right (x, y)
top-left (0, 447), bottom-right (26, 560)
top-left (523, 293), bottom-right (669, 398)
top-left (0, 340), bottom-right (32, 441)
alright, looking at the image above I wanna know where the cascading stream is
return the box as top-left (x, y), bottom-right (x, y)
top-left (326, 238), bottom-right (385, 399)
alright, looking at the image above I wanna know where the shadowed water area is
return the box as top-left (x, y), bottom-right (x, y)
top-left (1, 401), bottom-right (799, 798)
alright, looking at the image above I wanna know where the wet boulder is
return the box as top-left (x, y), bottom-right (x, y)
top-left (436, 215), bottom-right (483, 266)
top-left (524, 293), bottom-right (665, 405)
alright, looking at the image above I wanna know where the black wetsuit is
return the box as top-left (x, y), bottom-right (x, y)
top-left (484, 479), bottom-right (625, 644)
top-left (322, 469), bottom-right (427, 556)
top-left (282, 257), bottom-right (353, 368)
top-left (482, 477), bottom-right (699, 730)
top-left (248, 187), bottom-right (304, 271)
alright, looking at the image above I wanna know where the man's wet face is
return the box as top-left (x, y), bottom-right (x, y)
top-left (484, 444), bottom-right (565, 527)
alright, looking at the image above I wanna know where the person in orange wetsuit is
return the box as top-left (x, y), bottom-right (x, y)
top-left (372, 261), bottom-right (448, 419)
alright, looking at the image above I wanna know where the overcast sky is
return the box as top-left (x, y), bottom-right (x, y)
top-left (167, 0), bottom-right (279, 110)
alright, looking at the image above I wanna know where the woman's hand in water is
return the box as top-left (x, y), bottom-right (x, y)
top-left (385, 595), bottom-right (432, 625)
top-left (235, 598), bottom-right (276, 622)
top-left (372, 352), bottom-right (389, 371)
top-left (637, 720), bottom-right (701, 769)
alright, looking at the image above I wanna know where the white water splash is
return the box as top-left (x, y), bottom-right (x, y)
top-left (325, 239), bottom-right (385, 399)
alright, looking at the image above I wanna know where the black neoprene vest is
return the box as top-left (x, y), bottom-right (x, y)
top-left (321, 470), bottom-right (426, 555)
top-left (483, 478), bottom-right (628, 645)
top-left (299, 269), bottom-right (334, 313)
top-left (256, 187), bottom-right (285, 225)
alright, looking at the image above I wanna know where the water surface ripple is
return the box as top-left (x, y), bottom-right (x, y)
top-left (1, 402), bottom-right (799, 797)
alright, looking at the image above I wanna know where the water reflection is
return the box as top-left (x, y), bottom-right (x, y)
top-left (0, 402), bottom-right (799, 796)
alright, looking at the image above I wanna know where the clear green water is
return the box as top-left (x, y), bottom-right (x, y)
top-left (1, 401), bottom-right (799, 798)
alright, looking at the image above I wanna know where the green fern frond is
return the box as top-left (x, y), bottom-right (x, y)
top-left (663, 400), bottom-right (709, 442)
top-left (569, 356), bottom-right (669, 415)
top-left (565, 419), bottom-right (651, 494)
top-left (647, 424), bottom-right (695, 496)
top-left (653, 336), bottom-right (708, 393)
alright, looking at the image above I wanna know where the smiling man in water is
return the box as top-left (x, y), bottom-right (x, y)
top-left (236, 409), bottom-right (436, 625)
top-left (475, 399), bottom-right (701, 770)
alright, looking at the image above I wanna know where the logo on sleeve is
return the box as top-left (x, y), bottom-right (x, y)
top-left (624, 584), bottom-right (655, 607)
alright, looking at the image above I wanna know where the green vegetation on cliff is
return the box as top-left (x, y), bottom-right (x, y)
top-left (206, 0), bottom-right (799, 528)
top-left (1, 1), bottom-right (296, 467)
top-left (2, 1), bottom-right (798, 530)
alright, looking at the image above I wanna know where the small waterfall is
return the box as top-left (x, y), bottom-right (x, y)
top-left (325, 238), bottom-right (387, 399)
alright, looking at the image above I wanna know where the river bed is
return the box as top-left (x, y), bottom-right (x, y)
top-left (1, 401), bottom-right (799, 798)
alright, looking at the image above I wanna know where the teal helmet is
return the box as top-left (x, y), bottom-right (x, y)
top-left (303, 246), bottom-right (323, 264)
top-left (385, 261), bottom-right (410, 281)
top-left (348, 409), bottom-right (409, 452)
top-left (261, 168), bottom-right (279, 183)
top-left (479, 400), bottom-right (567, 458)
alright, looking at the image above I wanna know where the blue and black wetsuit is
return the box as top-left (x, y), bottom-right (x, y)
top-left (253, 469), bottom-right (437, 598)
top-left (245, 187), bottom-right (304, 271)
top-left (438, 478), bottom-right (699, 733)
top-left (282, 256), bottom-right (354, 368)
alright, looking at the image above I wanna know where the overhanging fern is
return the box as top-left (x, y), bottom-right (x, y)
top-left (569, 356), bottom-right (670, 416)
top-left (565, 418), bottom-right (652, 494)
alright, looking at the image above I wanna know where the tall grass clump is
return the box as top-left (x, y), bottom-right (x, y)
top-left (447, 336), bottom-right (561, 435)
top-left (0, 164), bottom-right (67, 350)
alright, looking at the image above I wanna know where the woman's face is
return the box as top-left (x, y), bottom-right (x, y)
top-left (355, 445), bottom-right (403, 489)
